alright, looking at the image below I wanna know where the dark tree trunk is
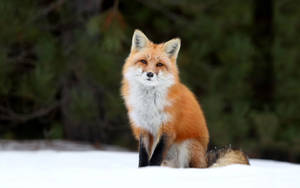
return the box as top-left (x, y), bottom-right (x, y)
top-left (252, 0), bottom-right (274, 109)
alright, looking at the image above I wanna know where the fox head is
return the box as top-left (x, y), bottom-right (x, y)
top-left (123, 29), bottom-right (181, 87)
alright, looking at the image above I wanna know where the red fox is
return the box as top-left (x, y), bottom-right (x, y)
top-left (121, 29), bottom-right (249, 168)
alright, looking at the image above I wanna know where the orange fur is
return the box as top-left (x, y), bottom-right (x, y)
top-left (121, 30), bottom-right (209, 167)
top-left (121, 30), bottom-right (248, 168)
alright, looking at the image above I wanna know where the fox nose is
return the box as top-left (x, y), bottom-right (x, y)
top-left (146, 72), bottom-right (154, 78)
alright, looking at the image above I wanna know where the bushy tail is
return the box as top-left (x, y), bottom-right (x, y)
top-left (206, 147), bottom-right (250, 168)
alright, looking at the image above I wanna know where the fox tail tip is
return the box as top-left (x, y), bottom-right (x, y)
top-left (207, 146), bottom-right (250, 168)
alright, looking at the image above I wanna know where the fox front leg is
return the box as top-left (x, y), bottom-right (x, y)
top-left (149, 134), bottom-right (167, 166)
top-left (138, 136), bottom-right (149, 167)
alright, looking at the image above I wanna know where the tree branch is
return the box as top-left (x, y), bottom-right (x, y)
top-left (0, 103), bottom-right (60, 123)
top-left (31, 0), bottom-right (67, 22)
top-left (134, 0), bottom-right (188, 24)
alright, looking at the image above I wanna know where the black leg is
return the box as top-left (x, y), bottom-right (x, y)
top-left (138, 136), bottom-right (149, 167)
top-left (149, 135), bottom-right (166, 166)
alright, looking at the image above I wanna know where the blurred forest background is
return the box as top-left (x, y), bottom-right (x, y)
top-left (0, 0), bottom-right (299, 163)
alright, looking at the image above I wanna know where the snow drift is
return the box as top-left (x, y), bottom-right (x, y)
top-left (1, 150), bottom-right (300, 188)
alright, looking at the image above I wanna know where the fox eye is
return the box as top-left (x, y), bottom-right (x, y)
top-left (140, 59), bottom-right (147, 64)
top-left (156, 62), bottom-right (164, 67)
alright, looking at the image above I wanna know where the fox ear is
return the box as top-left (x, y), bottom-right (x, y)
top-left (131, 29), bottom-right (149, 52)
top-left (164, 38), bottom-right (181, 59)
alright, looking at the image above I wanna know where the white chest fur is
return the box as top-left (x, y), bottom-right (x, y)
top-left (127, 82), bottom-right (172, 135)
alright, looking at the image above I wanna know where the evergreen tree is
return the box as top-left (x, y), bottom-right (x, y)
top-left (0, 0), bottom-right (299, 162)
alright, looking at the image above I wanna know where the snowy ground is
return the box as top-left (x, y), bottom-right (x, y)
top-left (1, 142), bottom-right (300, 188)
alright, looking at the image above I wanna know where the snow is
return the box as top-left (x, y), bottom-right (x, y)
top-left (0, 140), bottom-right (126, 151)
top-left (1, 150), bottom-right (300, 188)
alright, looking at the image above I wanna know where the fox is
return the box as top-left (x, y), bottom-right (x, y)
top-left (121, 29), bottom-right (249, 168)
